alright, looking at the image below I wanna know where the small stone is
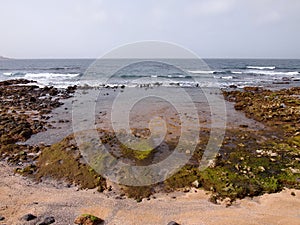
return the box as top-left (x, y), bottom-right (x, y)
top-left (167, 221), bottom-right (180, 225)
top-left (209, 194), bottom-right (218, 204)
top-left (235, 164), bottom-right (240, 170)
top-left (207, 159), bottom-right (216, 168)
top-left (290, 167), bottom-right (300, 174)
top-left (270, 152), bottom-right (278, 157)
top-left (22, 213), bottom-right (37, 221)
top-left (39, 216), bottom-right (55, 225)
top-left (192, 180), bottom-right (200, 188)
top-left (280, 103), bottom-right (286, 108)
top-left (238, 143), bottom-right (245, 147)
top-left (258, 166), bottom-right (265, 172)
top-left (0, 216), bottom-right (5, 221)
top-left (291, 192), bottom-right (296, 196)
top-left (256, 149), bottom-right (263, 154)
top-left (266, 150), bottom-right (273, 156)
top-left (222, 197), bottom-right (232, 207)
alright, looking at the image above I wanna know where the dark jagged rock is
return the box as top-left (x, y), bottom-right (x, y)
top-left (0, 79), bottom-right (74, 168)
top-left (229, 84), bottom-right (237, 88)
top-left (67, 85), bottom-right (77, 93)
top-left (0, 79), bottom-right (35, 86)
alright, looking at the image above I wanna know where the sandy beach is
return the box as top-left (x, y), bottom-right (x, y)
top-left (1, 161), bottom-right (300, 225)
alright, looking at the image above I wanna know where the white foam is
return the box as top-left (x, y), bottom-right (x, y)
top-left (247, 66), bottom-right (276, 70)
top-left (232, 71), bottom-right (243, 74)
top-left (3, 72), bottom-right (26, 76)
top-left (24, 73), bottom-right (80, 79)
top-left (248, 70), bottom-right (299, 76)
top-left (188, 70), bottom-right (215, 74)
top-left (221, 76), bottom-right (233, 80)
top-left (167, 75), bottom-right (187, 78)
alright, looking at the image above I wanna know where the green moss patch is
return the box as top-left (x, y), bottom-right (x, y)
top-left (121, 140), bottom-right (154, 161)
top-left (35, 135), bottom-right (106, 190)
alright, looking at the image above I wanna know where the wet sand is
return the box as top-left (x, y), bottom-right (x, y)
top-left (24, 87), bottom-right (264, 146)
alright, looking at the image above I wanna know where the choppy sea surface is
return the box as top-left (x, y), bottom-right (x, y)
top-left (0, 58), bottom-right (300, 89)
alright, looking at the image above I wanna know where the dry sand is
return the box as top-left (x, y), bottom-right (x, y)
top-left (0, 162), bottom-right (299, 225)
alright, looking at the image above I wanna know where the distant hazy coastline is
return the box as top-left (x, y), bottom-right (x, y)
top-left (0, 56), bottom-right (11, 60)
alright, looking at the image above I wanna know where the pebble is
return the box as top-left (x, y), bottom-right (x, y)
top-left (38, 216), bottom-right (55, 225)
top-left (167, 221), bottom-right (180, 225)
top-left (192, 180), bottom-right (200, 188)
top-left (289, 167), bottom-right (300, 174)
top-left (270, 152), bottom-right (278, 157)
top-left (22, 213), bottom-right (37, 221)
top-left (222, 197), bottom-right (232, 207)
top-left (0, 216), bottom-right (5, 221)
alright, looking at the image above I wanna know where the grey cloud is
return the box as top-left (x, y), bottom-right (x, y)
top-left (0, 0), bottom-right (299, 58)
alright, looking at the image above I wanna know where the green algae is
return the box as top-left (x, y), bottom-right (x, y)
top-left (164, 165), bottom-right (202, 191)
top-left (35, 135), bottom-right (106, 190)
top-left (120, 140), bottom-right (154, 161)
top-left (122, 186), bottom-right (153, 202)
top-left (81, 214), bottom-right (99, 222)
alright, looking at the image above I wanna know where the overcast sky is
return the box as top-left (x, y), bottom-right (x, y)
top-left (1, 0), bottom-right (300, 59)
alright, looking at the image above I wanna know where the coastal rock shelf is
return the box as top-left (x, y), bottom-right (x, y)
top-left (0, 79), bottom-right (76, 168)
top-left (0, 79), bottom-right (299, 205)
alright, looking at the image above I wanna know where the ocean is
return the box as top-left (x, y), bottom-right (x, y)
top-left (0, 58), bottom-right (300, 89)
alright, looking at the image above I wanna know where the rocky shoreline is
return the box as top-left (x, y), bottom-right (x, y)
top-left (0, 79), bottom-right (76, 167)
top-left (0, 79), bottom-right (300, 224)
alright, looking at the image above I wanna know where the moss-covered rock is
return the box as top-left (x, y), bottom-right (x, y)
top-left (35, 135), bottom-right (106, 190)
top-left (74, 214), bottom-right (104, 225)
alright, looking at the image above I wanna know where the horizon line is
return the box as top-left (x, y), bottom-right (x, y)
top-left (3, 57), bottom-right (300, 60)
